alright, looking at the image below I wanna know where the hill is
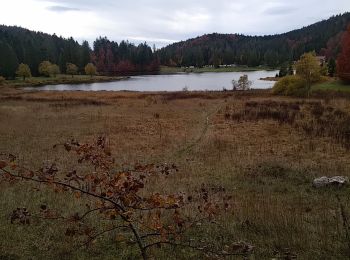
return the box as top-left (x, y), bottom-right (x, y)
top-left (157, 13), bottom-right (350, 67)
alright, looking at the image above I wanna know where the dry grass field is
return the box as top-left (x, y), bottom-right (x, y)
top-left (1, 86), bottom-right (350, 259)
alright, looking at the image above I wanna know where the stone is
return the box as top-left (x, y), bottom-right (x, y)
top-left (313, 176), bottom-right (349, 188)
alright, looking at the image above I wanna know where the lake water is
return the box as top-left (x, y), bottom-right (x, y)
top-left (36, 70), bottom-right (278, 92)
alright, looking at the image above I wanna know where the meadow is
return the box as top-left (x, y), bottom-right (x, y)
top-left (1, 86), bottom-right (350, 259)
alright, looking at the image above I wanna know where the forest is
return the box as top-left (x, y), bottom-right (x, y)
top-left (157, 13), bottom-right (350, 68)
top-left (0, 26), bottom-right (159, 78)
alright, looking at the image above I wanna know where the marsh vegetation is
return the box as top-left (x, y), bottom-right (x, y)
top-left (1, 87), bottom-right (350, 259)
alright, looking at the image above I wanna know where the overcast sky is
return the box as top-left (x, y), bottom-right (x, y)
top-left (0, 0), bottom-right (349, 48)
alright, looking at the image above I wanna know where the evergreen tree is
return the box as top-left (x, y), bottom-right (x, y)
top-left (0, 41), bottom-right (18, 78)
top-left (278, 62), bottom-right (289, 77)
top-left (79, 41), bottom-right (91, 71)
top-left (288, 63), bottom-right (294, 75)
top-left (327, 58), bottom-right (336, 77)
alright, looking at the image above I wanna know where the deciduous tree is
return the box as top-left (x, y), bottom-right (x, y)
top-left (233, 75), bottom-right (252, 91)
top-left (38, 61), bottom-right (52, 77)
top-left (337, 26), bottom-right (350, 82)
top-left (295, 52), bottom-right (321, 96)
top-left (85, 63), bottom-right (97, 77)
top-left (50, 64), bottom-right (60, 77)
top-left (16, 63), bottom-right (31, 80)
top-left (66, 63), bottom-right (78, 78)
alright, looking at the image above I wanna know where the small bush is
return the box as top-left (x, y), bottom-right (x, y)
top-left (272, 75), bottom-right (307, 97)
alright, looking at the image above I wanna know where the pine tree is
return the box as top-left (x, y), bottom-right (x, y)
top-left (327, 58), bottom-right (336, 77)
top-left (0, 41), bottom-right (19, 79)
top-left (278, 62), bottom-right (289, 77)
top-left (288, 63), bottom-right (294, 75)
top-left (79, 41), bottom-right (91, 71)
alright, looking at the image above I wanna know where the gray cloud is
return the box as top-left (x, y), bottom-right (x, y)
top-left (263, 5), bottom-right (298, 15)
top-left (2, 0), bottom-right (350, 47)
top-left (47, 5), bottom-right (82, 12)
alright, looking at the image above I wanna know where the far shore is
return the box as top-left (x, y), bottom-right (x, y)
top-left (159, 65), bottom-right (276, 74)
top-left (3, 75), bottom-right (129, 88)
top-left (260, 76), bottom-right (279, 81)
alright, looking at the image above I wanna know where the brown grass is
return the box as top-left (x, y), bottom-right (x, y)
top-left (1, 87), bottom-right (350, 259)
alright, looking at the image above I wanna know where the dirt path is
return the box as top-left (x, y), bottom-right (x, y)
top-left (175, 100), bottom-right (226, 156)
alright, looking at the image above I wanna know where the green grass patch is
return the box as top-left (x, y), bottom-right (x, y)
top-left (312, 80), bottom-right (350, 92)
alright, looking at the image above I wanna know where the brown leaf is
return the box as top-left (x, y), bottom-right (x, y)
top-left (74, 192), bottom-right (81, 199)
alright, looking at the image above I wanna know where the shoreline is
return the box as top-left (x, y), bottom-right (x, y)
top-left (4, 76), bottom-right (129, 88)
top-left (159, 66), bottom-right (276, 74)
top-left (259, 76), bottom-right (279, 81)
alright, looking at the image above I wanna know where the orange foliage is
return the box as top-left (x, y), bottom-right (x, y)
top-left (0, 137), bottom-right (251, 259)
top-left (337, 25), bottom-right (350, 82)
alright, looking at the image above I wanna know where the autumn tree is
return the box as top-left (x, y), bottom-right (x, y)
top-left (0, 138), bottom-right (252, 259)
top-left (66, 63), bottom-right (78, 78)
top-left (295, 52), bottom-right (321, 96)
top-left (337, 26), bottom-right (350, 82)
top-left (84, 63), bottom-right (97, 77)
top-left (50, 64), bottom-right (60, 77)
top-left (16, 63), bottom-right (31, 80)
top-left (38, 61), bottom-right (52, 77)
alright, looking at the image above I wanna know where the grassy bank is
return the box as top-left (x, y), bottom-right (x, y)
top-left (1, 88), bottom-right (350, 259)
top-left (312, 80), bottom-right (350, 92)
top-left (3, 74), bottom-right (127, 88)
top-left (160, 65), bottom-right (275, 74)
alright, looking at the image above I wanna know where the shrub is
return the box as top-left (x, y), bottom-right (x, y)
top-left (272, 75), bottom-right (308, 97)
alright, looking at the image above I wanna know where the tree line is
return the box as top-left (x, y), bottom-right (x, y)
top-left (0, 26), bottom-right (159, 78)
top-left (92, 37), bottom-right (159, 75)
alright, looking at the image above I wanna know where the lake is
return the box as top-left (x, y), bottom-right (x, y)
top-left (36, 70), bottom-right (278, 92)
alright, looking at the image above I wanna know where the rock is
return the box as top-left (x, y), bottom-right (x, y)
top-left (313, 176), bottom-right (349, 188)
